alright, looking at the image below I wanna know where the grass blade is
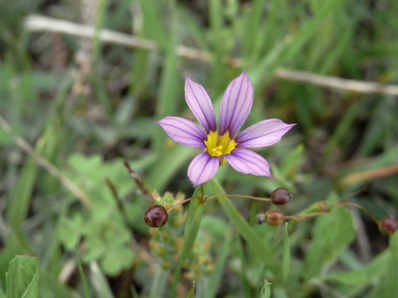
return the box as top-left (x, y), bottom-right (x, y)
top-left (210, 179), bottom-right (277, 271)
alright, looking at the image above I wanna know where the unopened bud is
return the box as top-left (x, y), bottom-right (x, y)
top-left (271, 188), bottom-right (291, 205)
top-left (379, 217), bottom-right (397, 236)
top-left (266, 210), bottom-right (284, 226)
top-left (144, 205), bottom-right (168, 227)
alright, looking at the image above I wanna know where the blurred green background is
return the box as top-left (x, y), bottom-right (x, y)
top-left (0, 0), bottom-right (397, 297)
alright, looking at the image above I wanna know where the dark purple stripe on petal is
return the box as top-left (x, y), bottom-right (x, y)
top-left (219, 71), bottom-right (253, 137)
top-left (185, 76), bottom-right (217, 133)
top-left (224, 149), bottom-right (271, 177)
top-left (156, 116), bottom-right (207, 148)
top-left (236, 119), bottom-right (296, 148)
top-left (187, 152), bottom-right (219, 186)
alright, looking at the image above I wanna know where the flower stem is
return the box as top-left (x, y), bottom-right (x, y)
top-left (329, 202), bottom-right (379, 224)
top-left (149, 264), bottom-right (168, 298)
top-left (206, 194), bottom-right (271, 202)
top-left (170, 184), bottom-right (207, 297)
top-left (283, 211), bottom-right (329, 221)
top-left (166, 193), bottom-right (271, 213)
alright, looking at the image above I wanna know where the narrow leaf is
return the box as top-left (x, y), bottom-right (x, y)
top-left (210, 179), bottom-right (277, 271)
top-left (260, 279), bottom-right (271, 298)
top-left (282, 223), bottom-right (290, 283)
top-left (170, 186), bottom-right (206, 296)
top-left (186, 281), bottom-right (196, 298)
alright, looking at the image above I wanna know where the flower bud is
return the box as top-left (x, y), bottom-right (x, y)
top-left (144, 205), bottom-right (168, 227)
top-left (271, 188), bottom-right (291, 205)
top-left (266, 209), bottom-right (284, 226)
top-left (379, 217), bottom-right (397, 236)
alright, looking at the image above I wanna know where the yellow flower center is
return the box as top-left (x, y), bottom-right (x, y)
top-left (204, 131), bottom-right (237, 162)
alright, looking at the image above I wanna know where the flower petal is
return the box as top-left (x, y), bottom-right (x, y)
top-left (224, 149), bottom-right (271, 177)
top-left (236, 119), bottom-right (295, 148)
top-left (156, 116), bottom-right (207, 148)
top-left (188, 152), bottom-right (219, 186)
top-left (185, 75), bottom-right (217, 133)
top-left (219, 70), bottom-right (254, 137)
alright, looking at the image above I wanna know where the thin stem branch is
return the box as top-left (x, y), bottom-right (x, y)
top-left (105, 177), bottom-right (130, 225)
top-left (0, 115), bottom-right (91, 207)
top-left (330, 202), bottom-right (379, 224)
top-left (283, 211), bottom-right (329, 221)
top-left (24, 14), bottom-right (398, 96)
top-left (166, 193), bottom-right (270, 213)
top-left (206, 194), bottom-right (271, 202)
top-left (166, 196), bottom-right (196, 212)
top-left (123, 160), bottom-right (153, 204)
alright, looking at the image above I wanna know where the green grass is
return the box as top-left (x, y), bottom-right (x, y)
top-left (0, 0), bottom-right (397, 297)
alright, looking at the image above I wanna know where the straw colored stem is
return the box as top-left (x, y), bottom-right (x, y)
top-left (0, 115), bottom-right (91, 207)
top-left (330, 202), bottom-right (379, 224)
top-left (24, 14), bottom-right (398, 96)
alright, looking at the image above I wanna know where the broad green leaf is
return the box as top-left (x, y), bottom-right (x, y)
top-left (325, 250), bottom-right (390, 286)
top-left (101, 247), bottom-right (134, 276)
top-left (365, 232), bottom-right (398, 298)
top-left (303, 205), bottom-right (355, 280)
top-left (6, 255), bottom-right (40, 298)
top-left (56, 214), bottom-right (83, 251)
top-left (82, 237), bottom-right (105, 262)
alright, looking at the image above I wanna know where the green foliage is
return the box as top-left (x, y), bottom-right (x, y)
top-left (260, 279), bottom-right (271, 298)
top-left (366, 232), bottom-right (398, 298)
top-left (6, 256), bottom-right (39, 298)
top-left (303, 200), bottom-right (356, 280)
top-left (1, 0), bottom-right (397, 297)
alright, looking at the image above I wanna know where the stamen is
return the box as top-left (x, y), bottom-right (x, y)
top-left (205, 131), bottom-right (237, 158)
top-left (210, 145), bottom-right (224, 157)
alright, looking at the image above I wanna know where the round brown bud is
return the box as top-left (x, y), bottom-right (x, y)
top-left (266, 209), bottom-right (284, 226)
top-left (255, 213), bottom-right (266, 224)
top-left (271, 188), bottom-right (291, 205)
top-left (144, 205), bottom-right (168, 228)
top-left (379, 217), bottom-right (397, 236)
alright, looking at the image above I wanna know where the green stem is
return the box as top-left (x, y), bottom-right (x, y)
top-left (149, 264), bottom-right (168, 298)
top-left (170, 184), bottom-right (207, 297)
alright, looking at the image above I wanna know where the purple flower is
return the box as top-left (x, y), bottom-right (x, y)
top-left (156, 71), bottom-right (295, 186)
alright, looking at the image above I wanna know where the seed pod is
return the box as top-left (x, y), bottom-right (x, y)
top-left (266, 209), bottom-right (284, 226)
top-left (271, 188), bottom-right (291, 205)
top-left (255, 213), bottom-right (266, 224)
top-left (379, 217), bottom-right (397, 236)
top-left (144, 205), bottom-right (168, 227)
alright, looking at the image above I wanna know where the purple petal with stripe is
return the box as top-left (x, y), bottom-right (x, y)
top-left (236, 119), bottom-right (295, 148)
top-left (156, 116), bottom-right (207, 148)
top-left (224, 149), bottom-right (271, 177)
top-left (219, 71), bottom-right (254, 137)
top-left (185, 75), bottom-right (217, 133)
top-left (188, 152), bottom-right (219, 186)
